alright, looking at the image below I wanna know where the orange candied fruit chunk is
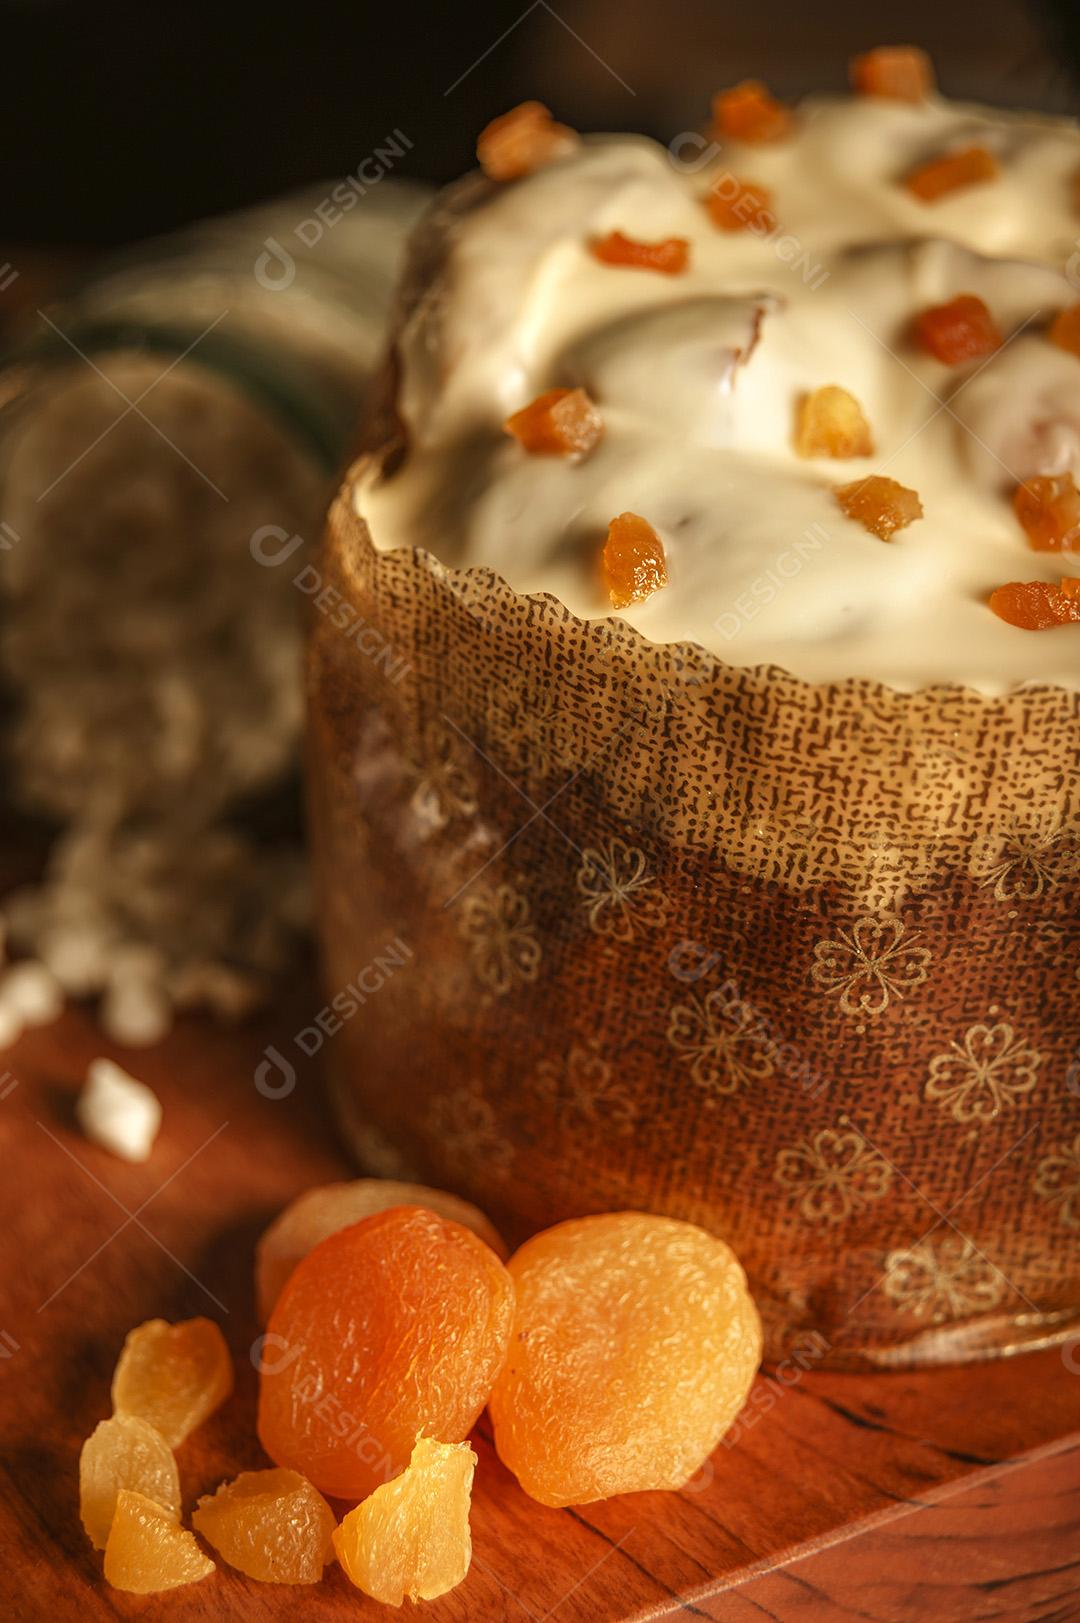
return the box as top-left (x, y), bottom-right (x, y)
top-left (704, 175), bottom-right (776, 234)
top-left (476, 101), bottom-right (578, 182)
top-left (1013, 473), bottom-right (1080, 553)
top-left (915, 293), bottom-right (1002, 364)
top-left (795, 385), bottom-right (874, 459)
top-left (989, 579), bottom-right (1080, 629)
top-left (192, 1468), bottom-right (336, 1585)
top-left (712, 79), bottom-right (793, 143)
top-left (334, 1437), bottom-right (476, 1605)
top-left (504, 387), bottom-right (604, 457)
top-left (835, 475), bottom-right (923, 540)
top-left (111, 1317), bottom-right (233, 1449)
top-left (103, 1490), bottom-right (215, 1595)
top-left (1049, 303), bottom-right (1080, 361)
top-left (850, 45), bottom-right (935, 102)
top-left (601, 512), bottom-right (668, 609)
top-left (589, 230), bottom-right (689, 275)
top-left (904, 145), bottom-right (1000, 202)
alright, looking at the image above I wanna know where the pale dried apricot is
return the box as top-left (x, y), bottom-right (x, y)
top-left (503, 387), bottom-right (604, 457)
top-left (488, 1212), bottom-right (762, 1506)
top-left (333, 1437), bottom-right (476, 1606)
top-left (476, 101), bottom-right (577, 181)
top-left (1049, 303), bottom-right (1080, 361)
top-left (835, 475), bottom-right (923, 539)
top-left (712, 80), bottom-right (792, 143)
top-left (257, 1206), bottom-right (513, 1500)
top-left (989, 579), bottom-right (1080, 628)
top-left (79, 1413), bottom-right (180, 1550)
top-left (1013, 474), bottom-right (1080, 552)
top-left (103, 1489), bottom-right (215, 1594)
top-left (111, 1317), bottom-right (233, 1447)
top-left (589, 231), bottom-right (689, 274)
top-left (850, 45), bottom-right (935, 101)
top-left (795, 385), bottom-right (874, 458)
top-left (904, 145), bottom-right (1000, 202)
top-left (192, 1468), bottom-right (335, 1584)
top-left (915, 294), bottom-right (1002, 363)
top-left (601, 513), bottom-right (668, 608)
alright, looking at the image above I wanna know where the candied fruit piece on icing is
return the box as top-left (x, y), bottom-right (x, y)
top-left (257, 1205), bottom-right (513, 1501)
top-left (712, 80), bottom-right (793, 143)
top-left (192, 1468), bottom-right (335, 1585)
top-left (589, 231), bottom-right (689, 275)
top-left (1013, 474), bottom-right (1080, 553)
top-left (850, 45), bottom-right (935, 101)
top-left (103, 1490), bottom-right (215, 1594)
top-left (476, 101), bottom-right (578, 181)
top-left (795, 386), bottom-right (874, 459)
top-left (915, 294), bottom-right (1002, 364)
top-left (111, 1317), bottom-right (233, 1448)
top-left (79, 1414), bottom-right (180, 1550)
top-left (256, 1178), bottom-right (508, 1325)
top-left (704, 176), bottom-right (776, 233)
top-left (835, 475), bottom-right (923, 539)
top-left (333, 1437), bottom-right (476, 1606)
top-left (601, 513), bottom-right (668, 609)
top-left (504, 387), bottom-right (604, 457)
top-left (904, 145), bottom-right (1000, 202)
top-left (1049, 303), bottom-right (1080, 361)
top-left (489, 1212), bottom-right (761, 1507)
top-left (989, 580), bottom-right (1080, 629)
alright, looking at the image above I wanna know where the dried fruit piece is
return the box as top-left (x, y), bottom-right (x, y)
top-left (915, 294), bottom-right (1002, 363)
top-left (103, 1490), bottom-right (215, 1594)
top-left (1049, 303), bottom-right (1080, 361)
top-left (850, 45), bottom-right (935, 101)
top-left (112, 1317), bottom-right (233, 1448)
top-left (989, 580), bottom-right (1080, 628)
top-left (904, 145), bottom-right (1000, 202)
top-left (79, 1414), bottom-right (180, 1550)
top-left (504, 388), bottom-right (604, 457)
top-left (192, 1468), bottom-right (335, 1584)
top-left (795, 386), bottom-right (874, 458)
top-left (476, 101), bottom-right (578, 181)
top-left (601, 513), bottom-right (668, 609)
top-left (589, 231), bottom-right (689, 275)
top-left (1013, 474), bottom-right (1080, 553)
top-left (489, 1213), bottom-right (761, 1506)
top-left (333, 1437), bottom-right (476, 1606)
top-left (256, 1179), bottom-right (509, 1325)
top-left (704, 176), bottom-right (776, 233)
top-left (257, 1206), bottom-right (514, 1500)
top-left (835, 475), bottom-right (923, 539)
top-left (712, 80), bottom-right (793, 143)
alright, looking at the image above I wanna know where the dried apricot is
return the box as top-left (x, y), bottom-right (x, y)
top-left (850, 45), bottom-right (935, 101)
top-left (712, 80), bottom-right (793, 143)
top-left (504, 387), bottom-right (604, 457)
top-left (111, 1317), bottom-right (233, 1447)
top-left (1013, 474), bottom-right (1080, 552)
top-left (1049, 303), bottom-right (1080, 361)
top-left (835, 475), bottom-right (923, 539)
top-left (488, 1212), bottom-right (761, 1506)
top-left (79, 1414), bottom-right (180, 1550)
top-left (256, 1179), bottom-right (509, 1325)
top-left (795, 385), bottom-right (874, 458)
top-left (704, 176), bottom-right (776, 234)
top-left (103, 1489), bottom-right (215, 1594)
top-left (589, 231), bottom-right (689, 275)
top-left (193, 1468), bottom-right (335, 1584)
top-left (257, 1206), bottom-right (513, 1500)
top-left (601, 513), bottom-right (668, 608)
top-left (915, 294), bottom-right (1002, 363)
top-left (989, 579), bottom-right (1080, 628)
top-left (333, 1437), bottom-right (476, 1605)
top-left (476, 102), bottom-right (577, 182)
top-left (904, 145), bottom-right (1000, 202)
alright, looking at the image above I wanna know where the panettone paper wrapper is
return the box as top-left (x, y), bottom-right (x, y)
top-left (307, 457), bottom-right (1080, 1367)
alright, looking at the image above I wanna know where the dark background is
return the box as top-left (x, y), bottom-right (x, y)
top-left (0, 0), bottom-right (1077, 245)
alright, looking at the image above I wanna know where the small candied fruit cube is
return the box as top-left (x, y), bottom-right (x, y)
top-left (989, 579), bottom-right (1080, 629)
top-left (712, 80), bottom-right (793, 143)
top-left (850, 45), bottom-right (935, 102)
top-left (193, 1468), bottom-right (336, 1585)
top-left (476, 101), bottom-right (578, 181)
top-left (333, 1437), bottom-right (476, 1606)
top-left (1049, 303), bottom-right (1080, 361)
top-left (915, 294), bottom-right (1002, 363)
top-left (836, 475), bottom-right (923, 540)
top-left (504, 387), bottom-right (604, 457)
top-left (601, 513), bottom-right (668, 608)
top-left (904, 145), bottom-right (1000, 202)
top-left (80, 1413), bottom-right (180, 1551)
top-left (103, 1490), bottom-right (215, 1595)
top-left (111, 1317), bottom-right (233, 1448)
top-left (795, 386), bottom-right (874, 459)
top-left (704, 175), bottom-right (776, 233)
top-left (589, 230), bottom-right (689, 274)
top-left (1013, 474), bottom-right (1080, 553)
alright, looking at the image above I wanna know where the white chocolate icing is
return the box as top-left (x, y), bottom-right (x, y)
top-left (361, 94), bottom-right (1080, 691)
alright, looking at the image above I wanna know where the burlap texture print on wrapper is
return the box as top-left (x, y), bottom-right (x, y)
top-left (306, 456), bottom-right (1080, 1368)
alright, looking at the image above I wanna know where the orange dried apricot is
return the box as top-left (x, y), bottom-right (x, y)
top-left (795, 385), bottom-right (874, 458)
top-left (850, 45), bottom-right (935, 101)
top-left (111, 1317), bottom-right (233, 1448)
top-left (1049, 303), bottom-right (1080, 361)
top-left (1013, 474), bottom-right (1080, 553)
top-left (192, 1468), bottom-right (335, 1584)
top-left (504, 387), bottom-right (604, 457)
top-left (712, 80), bottom-right (793, 143)
top-left (257, 1206), bottom-right (513, 1500)
top-left (704, 176), bottom-right (776, 233)
top-left (835, 475), bottom-right (923, 539)
top-left (589, 231), bottom-right (689, 275)
top-left (103, 1489), bottom-right (215, 1594)
top-left (601, 512), bottom-right (668, 608)
top-left (476, 101), bottom-right (578, 182)
top-left (904, 145), bottom-right (1000, 202)
top-left (915, 294), bottom-right (1002, 363)
top-left (80, 1413), bottom-right (180, 1550)
top-left (256, 1179), bottom-right (509, 1326)
top-left (989, 579), bottom-right (1080, 629)
top-left (333, 1437), bottom-right (476, 1605)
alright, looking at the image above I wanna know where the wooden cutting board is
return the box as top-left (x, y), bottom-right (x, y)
top-left (1, 989), bottom-right (1079, 1622)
